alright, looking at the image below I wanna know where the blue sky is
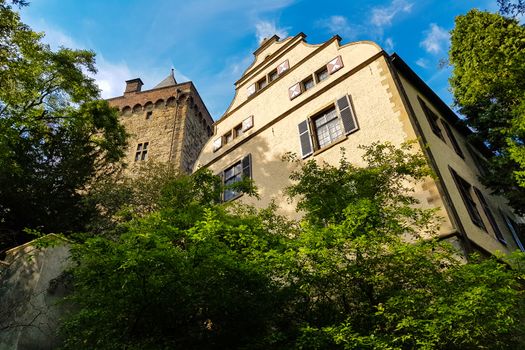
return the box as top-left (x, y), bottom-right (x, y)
top-left (20, 0), bottom-right (498, 119)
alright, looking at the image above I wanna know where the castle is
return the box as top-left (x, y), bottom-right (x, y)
top-left (106, 70), bottom-right (213, 174)
top-left (106, 33), bottom-right (524, 257)
top-left (193, 33), bottom-right (524, 256)
top-left (2, 33), bottom-right (524, 350)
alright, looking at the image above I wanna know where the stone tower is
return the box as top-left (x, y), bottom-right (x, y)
top-left (107, 70), bottom-right (213, 173)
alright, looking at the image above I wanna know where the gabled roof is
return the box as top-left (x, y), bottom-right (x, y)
top-left (154, 69), bottom-right (177, 89)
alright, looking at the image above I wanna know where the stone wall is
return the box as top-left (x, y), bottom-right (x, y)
top-left (0, 236), bottom-right (72, 350)
top-left (107, 82), bottom-right (213, 174)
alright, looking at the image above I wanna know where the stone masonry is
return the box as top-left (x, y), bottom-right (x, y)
top-left (107, 71), bottom-right (213, 174)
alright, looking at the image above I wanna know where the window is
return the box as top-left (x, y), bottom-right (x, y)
top-left (145, 111), bottom-right (152, 120)
top-left (224, 131), bottom-right (233, 144)
top-left (302, 76), bottom-right (315, 92)
top-left (441, 120), bottom-right (464, 157)
top-left (501, 212), bottom-right (525, 251)
top-left (298, 95), bottom-right (359, 158)
top-left (314, 108), bottom-right (343, 148)
top-left (234, 124), bottom-right (244, 138)
top-left (449, 167), bottom-right (485, 230)
top-left (257, 77), bottom-right (267, 90)
top-left (269, 69), bottom-right (279, 82)
top-left (222, 155), bottom-right (252, 201)
top-left (135, 142), bottom-right (149, 161)
top-left (418, 97), bottom-right (444, 141)
top-left (316, 67), bottom-right (329, 83)
top-left (215, 116), bottom-right (254, 152)
top-left (473, 187), bottom-right (505, 244)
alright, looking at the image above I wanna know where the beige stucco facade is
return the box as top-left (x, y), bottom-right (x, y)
top-left (195, 33), bottom-right (523, 256)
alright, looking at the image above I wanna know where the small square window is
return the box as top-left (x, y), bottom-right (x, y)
top-left (257, 77), bottom-right (267, 90)
top-left (316, 67), bottom-right (329, 83)
top-left (145, 111), bottom-right (152, 120)
top-left (302, 76), bottom-right (315, 91)
top-left (224, 131), bottom-right (233, 144)
top-left (234, 124), bottom-right (243, 138)
top-left (269, 69), bottom-right (279, 82)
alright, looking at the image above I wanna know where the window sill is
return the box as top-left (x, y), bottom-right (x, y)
top-left (224, 192), bottom-right (244, 203)
top-left (312, 134), bottom-right (348, 157)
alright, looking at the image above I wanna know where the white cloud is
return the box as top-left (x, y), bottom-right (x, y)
top-left (383, 37), bottom-right (394, 52)
top-left (416, 58), bottom-right (429, 69)
top-left (15, 18), bottom-right (191, 99)
top-left (316, 15), bottom-right (358, 40)
top-left (23, 18), bottom-right (83, 50)
top-left (371, 0), bottom-right (413, 27)
top-left (420, 23), bottom-right (449, 54)
top-left (255, 20), bottom-right (289, 43)
top-left (94, 57), bottom-right (135, 99)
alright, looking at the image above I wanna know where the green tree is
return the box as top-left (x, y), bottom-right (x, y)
top-left (449, 9), bottom-right (525, 212)
top-left (60, 171), bottom-right (295, 350)
top-left (61, 143), bottom-right (525, 349)
top-left (285, 143), bottom-right (525, 349)
top-left (0, 0), bottom-right (127, 249)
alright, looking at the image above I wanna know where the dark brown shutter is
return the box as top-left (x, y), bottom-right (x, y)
top-left (441, 120), bottom-right (464, 158)
top-left (298, 120), bottom-right (313, 158)
top-left (474, 187), bottom-right (505, 244)
top-left (337, 95), bottom-right (358, 134)
top-left (242, 154), bottom-right (251, 178)
top-left (449, 167), bottom-right (486, 230)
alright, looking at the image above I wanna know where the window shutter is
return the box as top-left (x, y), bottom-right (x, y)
top-left (441, 120), bottom-right (464, 158)
top-left (501, 212), bottom-right (525, 252)
top-left (242, 154), bottom-right (251, 178)
top-left (247, 84), bottom-right (256, 96)
top-left (298, 120), bottom-right (313, 158)
top-left (474, 187), bottom-right (505, 244)
top-left (213, 137), bottom-right (222, 152)
top-left (242, 115), bottom-right (254, 131)
top-left (449, 167), bottom-right (486, 230)
top-left (289, 83), bottom-right (301, 100)
top-left (327, 56), bottom-right (343, 74)
top-left (277, 59), bottom-right (289, 75)
top-left (336, 95), bottom-right (358, 134)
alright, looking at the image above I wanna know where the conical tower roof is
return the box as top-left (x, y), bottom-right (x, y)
top-left (154, 69), bottom-right (177, 89)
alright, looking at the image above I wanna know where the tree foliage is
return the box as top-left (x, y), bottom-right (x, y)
top-left (449, 9), bottom-right (525, 212)
top-left (61, 143), bottom-right (525, 349)
top-left (0, 0), bottom-right (127, 249)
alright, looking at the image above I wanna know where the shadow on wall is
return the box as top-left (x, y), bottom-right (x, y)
top-left (0, 236), bottom-right (72, 350)
top-left (222, 129), bottom-right (341, 219)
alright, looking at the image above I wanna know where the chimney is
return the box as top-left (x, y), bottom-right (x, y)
top-left (124, 78), bottom-right (143, 94)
